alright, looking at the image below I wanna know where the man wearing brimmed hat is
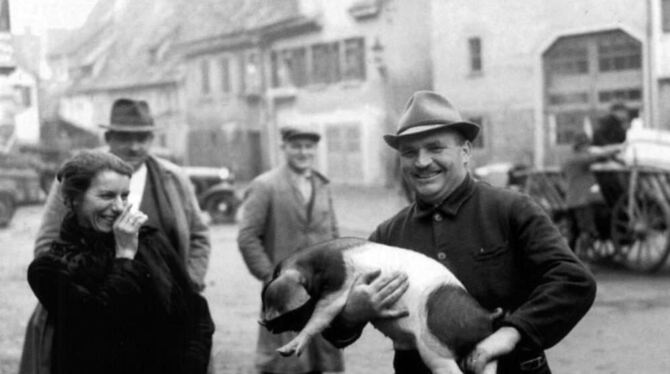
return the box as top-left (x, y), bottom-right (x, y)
top-left (323, 91), bottom-right (596, 374)
top-left (20, 98), bottom-right (212, 374)
top-left (238, 125), bottom-right (344, 374)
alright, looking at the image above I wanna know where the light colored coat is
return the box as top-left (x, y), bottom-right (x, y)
top-left (237, 165), bottom-right (343, 373)
top-left (19, 155), bottom-right (211, 374)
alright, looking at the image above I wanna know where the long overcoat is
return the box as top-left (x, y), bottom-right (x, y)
top-left (237, 165), bottom-right (343, 373)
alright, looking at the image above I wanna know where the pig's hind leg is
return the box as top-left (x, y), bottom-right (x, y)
top-left (277, 288), bottom-right (349, 357)
top-left (414, 309), bottom-right (462, 374)
top-left (417, 283), bottom-right (500, 373)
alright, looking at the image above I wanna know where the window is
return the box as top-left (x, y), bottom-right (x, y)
top-left (555, 111), bottom-right (587, 145)
top-left (598, 36), bottom-right (641, 72)
top-left (548, 92), bottom-right (589, 105)
top-left (467, 116), bottom-right (485, 148)
top-left (220, 58), bottom-right (231, 93)
top-left (271, 47), bottom-right (308, 88)
top-left (243, 51), bottom-right (261, 94)
top-left (312, 42), bottom-right (341, 84)
top-left (598, 88), bottom-right (642, 103)
top-left (200, 59), bottom-right (210, 95)
top-left (546, 44), bottom-right (588, 76)
top-left (468, 37), bottom-right (482, 73)
top-left (18, 86), bottom-right (31, 107)
top-left (326, 123), bottom-right (363, 183)
top-left (663, 0), bottom-right (670, 32)
top-left (270, 37), bottom-right (368, 88)
top-left (343, 38), bottom-right (366, 80)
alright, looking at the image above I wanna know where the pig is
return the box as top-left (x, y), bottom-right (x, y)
top-left (260, 237), bottom-right (503, 374)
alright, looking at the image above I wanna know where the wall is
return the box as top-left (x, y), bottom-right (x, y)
top-left (10, 67), bottom-right (40, 144)
top-left (659, 79), bottom-right (670, 129)
top-left (432, 0), bottom-right (648, 168)
top-left (60, 82), bottom-right (188, 160)
top-left (265, 0), bottom-right (432, 185)
top-left (183, 47), bottom-right (264, 179)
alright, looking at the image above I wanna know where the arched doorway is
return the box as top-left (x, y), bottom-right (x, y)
top-left (542, 29), bottom-right (642, 163)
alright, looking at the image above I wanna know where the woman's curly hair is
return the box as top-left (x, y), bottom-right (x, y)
top-left (56, 150), bottom-right (133, 207)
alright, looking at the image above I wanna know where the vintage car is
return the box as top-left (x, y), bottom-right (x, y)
top-left (36, 165), bottom-right (240, 225)
top-left (183, 166), bottom-right (240, 224)
top-left (0, 144), bottom-right (240, 226)
top-left (0, 167), bottom-right (44, 227)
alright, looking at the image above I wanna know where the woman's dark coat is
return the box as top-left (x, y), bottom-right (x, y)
top-left (27, 215), bottom-right (214, 374)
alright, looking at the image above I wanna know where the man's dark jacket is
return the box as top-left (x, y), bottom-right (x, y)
top-left (326, 176), bottom-right (596, 373)
top-left (593, 114), bottom-right (626, 146)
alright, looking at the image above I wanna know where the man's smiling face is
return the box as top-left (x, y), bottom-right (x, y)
top-left (398, 129), bottom-right (471, 205)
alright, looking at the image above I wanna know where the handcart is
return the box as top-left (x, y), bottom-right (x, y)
top-left (512, 163), bottom-right (670, 273)
top-left (591, 163), bottom-right (670, 273)
top-left (509, 167), bottom-right (575, 246)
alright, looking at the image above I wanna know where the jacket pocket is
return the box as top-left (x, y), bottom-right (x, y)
top-left (473, 243), bottom-right (510, 261)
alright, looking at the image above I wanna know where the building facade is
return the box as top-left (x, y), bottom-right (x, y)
top-left (431, 0), bottom-right (670, 168)
top-left (178, 0), bottom-right (433, 185)
top-left (174, 0), bottom-right (308, 180)
top-left (50, 0), bottom-right (189, 160)
top-left (262, 0), bottom-right (433, 185)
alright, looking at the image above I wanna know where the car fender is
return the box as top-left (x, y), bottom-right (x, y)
top-left (198, 183), bottom-right (237, 206)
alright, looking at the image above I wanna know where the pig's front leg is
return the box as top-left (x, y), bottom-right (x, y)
top-left (277, 289), bottom-right (349, 357)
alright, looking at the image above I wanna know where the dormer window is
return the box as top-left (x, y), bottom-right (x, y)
top-left (348, 0), bottom-right (381, 20)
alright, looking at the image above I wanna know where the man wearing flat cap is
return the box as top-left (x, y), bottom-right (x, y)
top-left (238, 125), bottom-right (343, 374)
top-left (323, 91), bottom-right (596, 374)
top-left (19, 98), bottom-right (212, 374)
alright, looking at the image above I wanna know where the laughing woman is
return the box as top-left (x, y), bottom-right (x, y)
top-left (27, 150), bottom-right (214, 374)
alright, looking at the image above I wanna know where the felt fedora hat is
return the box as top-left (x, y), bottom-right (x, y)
top-left (383, 91), bottom-right (479, 149)
top-left (280, 125), bottom-right (321, 142)
top-left (99, 98), bottom-right (159, 132)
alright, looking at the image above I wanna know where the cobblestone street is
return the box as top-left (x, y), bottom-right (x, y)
top-left (2, 187), bottom-right (670, 373)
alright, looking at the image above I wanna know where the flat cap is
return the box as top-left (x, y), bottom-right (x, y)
top-left (280, 126), bottom-right (321, 142)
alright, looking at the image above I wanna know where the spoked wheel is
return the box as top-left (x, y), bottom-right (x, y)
top-left (611, 194), bottom-right (670, 273)
top-left (575, 234), bottom-right (616, 264)
top-left (553, 212), bottom-right (577, 250)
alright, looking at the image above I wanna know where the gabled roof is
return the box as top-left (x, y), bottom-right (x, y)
top-left (68, 0), bottom-right (185, 92)
top-left (48, 0), bottom-right (115, 59)
top-left (178, 0), bottom-right (302, 44)
top-left (65, 0), bottom-right (309, 93)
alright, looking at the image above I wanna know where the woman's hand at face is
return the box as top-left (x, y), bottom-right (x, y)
top-left (113, 204), bottom-right (148, 259)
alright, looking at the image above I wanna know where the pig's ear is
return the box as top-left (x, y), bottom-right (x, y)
top-left (261, 270), bottom-right (311, 321)
top-left (284, 281), bottom-right (310, 312)
top-left (283, 269), bottom-right (311, 311)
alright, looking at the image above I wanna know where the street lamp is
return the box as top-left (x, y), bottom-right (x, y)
top-left (371, 37), bottom-right (386, 77)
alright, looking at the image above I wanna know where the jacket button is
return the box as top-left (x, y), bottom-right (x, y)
top-left (437, 252), bottom-right (446, 260)
top-left (433, 213), bottom-right (443, 222)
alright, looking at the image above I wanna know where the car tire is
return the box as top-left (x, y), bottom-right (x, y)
top-left (205, 193), bottom-right (238, 224)
top-left (0, 193), bottom-right (16, 228)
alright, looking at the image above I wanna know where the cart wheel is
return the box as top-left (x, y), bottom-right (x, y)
top-left (611, 194), bottom-right (670, 273)
top-left (553, 212), bottom-right (577, 249)
top-left (574, 234), bottom-right (616, 264)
